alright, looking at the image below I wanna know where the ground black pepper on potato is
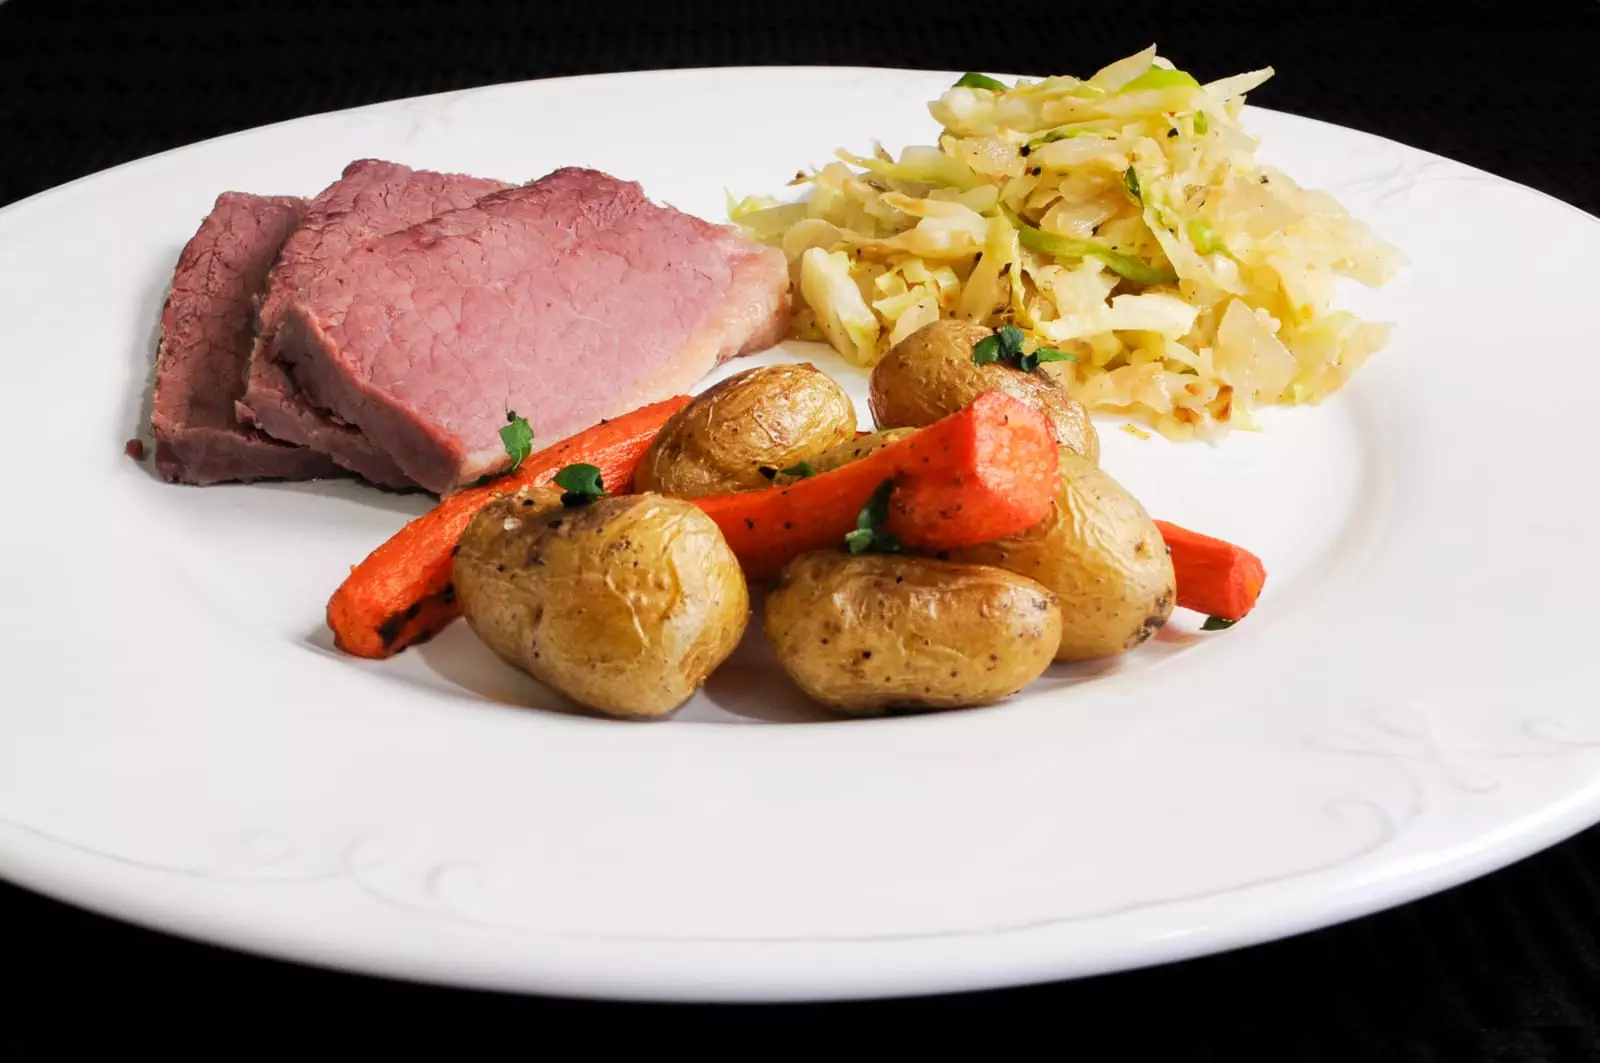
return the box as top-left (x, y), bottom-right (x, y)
top-left (772, 426), bottom-right (919, 484)
top-left (763, 551), bottom-right (1062, 715)
top-left (948, 448), bottom-right (1175, 660)
top-left (634, 362), bottom-right (857, 497)
top-left (452, 488), bottom-right (749, 718)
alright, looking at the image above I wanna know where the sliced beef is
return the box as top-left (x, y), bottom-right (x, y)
top-left (149, 192), bottom-right (345, 485)
top-left (237, 159), bottom-right (509, 487)
top-left (276, 167), bottom-right (790, 495)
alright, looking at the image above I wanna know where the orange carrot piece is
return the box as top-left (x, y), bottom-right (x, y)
top-left (694, 392), bottom-right (1057, 581)
top-left (1154, 519), bottom-right (1267, 621)
top-left (327, 396), bottom-right (691, 658)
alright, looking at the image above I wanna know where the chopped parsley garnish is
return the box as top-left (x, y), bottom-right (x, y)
top-left (972, 323), bottom-right (1079, 373)
top-left (780, 460), bottom-right (817, 479)
top-left (1193, 111), bottom-right (1210, 135)
top-left (1201, 615), bottom-right (1237, 631)
top-left (1023, 347), bottom-right (1079, 372)
top-left (499, 410), bottom-right (534, 472)
top-left (552, 463), bottom-right (605, 507)
top-left (1123, 166), bottom-right (1142, 204)
top-left (953, 72), bottom-right (1008, 91)
top-left (844, 479), bottom-right (902, 555)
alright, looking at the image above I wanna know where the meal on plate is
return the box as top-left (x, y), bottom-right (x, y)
top-left (130, 45), bottom-right (1410, 719)
top-left (730, 46), bottom-right (1405, 440)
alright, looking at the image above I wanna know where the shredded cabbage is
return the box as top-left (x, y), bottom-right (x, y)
top-left (732, 45), bottom-right (1405, 439)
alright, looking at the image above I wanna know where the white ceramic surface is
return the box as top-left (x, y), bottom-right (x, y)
top-left (2, 68), bottom-right (1598, 1002)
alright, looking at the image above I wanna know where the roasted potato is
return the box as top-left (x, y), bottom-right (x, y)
top-left (635, 363), bottom-right (857, 497)
top-left (948, 448), bottom-right (1174, 661)
top-left (869, 319), bottom-right (1100, 464)
top-left (453, 491), bottom-right (749, 718)
top-left (773, 427), bottom-right (918, 484)
top-left (764, 551), bottom-right (1061, 715)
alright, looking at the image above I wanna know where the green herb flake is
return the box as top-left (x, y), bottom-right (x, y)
top-left (553, 463), bottom-right (605, 508)
top-left (1193, 111), bottom-right (1210, 135)
top-left (780, 460), bottom-right (817, 479)
top-left (975, 322), bottom-right (1078, 373)
top-left (971, 334), bottom-right (1002, 366)
top-left (953, 72), bottom-right (1008, 92)
top-left (844, 479), bottom-right (902, 555)
top-left (1123, 167), bottom-right (1142, 204)
top-left (996, 323), bottom-right (1025, 355)
top-left (1201, 615), bottom-right (1237, 631)
top-left (1018, 346), bottom-right (1080, 372)
top-left (499, 410), bottom-right (534, 472)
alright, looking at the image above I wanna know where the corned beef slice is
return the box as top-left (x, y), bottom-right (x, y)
top-left (277, 167), bottom-right (790, 495)
top-left (237, 160), bottom-right (509, 488)
top-left (149, 192), bottom-right (344, 485)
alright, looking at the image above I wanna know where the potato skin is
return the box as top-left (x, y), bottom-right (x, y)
top-left (453, 491), bottom-right (749, 718)
top-left (635, 363), bottom-right (857, 497)
top-left (773, 427), bottom-right (918, 484)
top-left (948, 448), bottom-right (1175, 661)
top-left (869, 319), bottom-right (1100, 464)
top-left (764, 552), bottom-right (1061, 715)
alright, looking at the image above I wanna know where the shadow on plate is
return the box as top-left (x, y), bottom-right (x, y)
top-left (121, 245), bottom-right (178, 484)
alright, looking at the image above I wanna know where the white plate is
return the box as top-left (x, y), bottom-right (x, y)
top-left (2, 67), bottom-right (1599, 1003)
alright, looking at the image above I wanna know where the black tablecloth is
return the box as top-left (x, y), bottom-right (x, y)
top-left (3, 0), bottom-right (1598, 1056)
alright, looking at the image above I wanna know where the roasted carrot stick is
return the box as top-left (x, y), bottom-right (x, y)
top-left (694, 392), bottom-right (1058, 581)
top-left (327, 396), bottom-right (691, 658)
top-left (1154, 519), bottom-right (1267, 621)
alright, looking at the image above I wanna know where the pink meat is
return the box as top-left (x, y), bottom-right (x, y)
top-left (149, 192), bottom-right (345, 485)
top-left (237, 159), bottom-right (509, 487)
top-left (276, 167), bottom-right (790, 495)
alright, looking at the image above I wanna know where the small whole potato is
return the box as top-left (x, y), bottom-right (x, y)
top-left (764, 551), bottom-right (1062, 716)
top-left (773, 427), bottom-right (918, 484)
top-left (635, 363), bottom-right (857, 497)
top-left (453, 491), bottom-right (749, 718)
top-left (948, 448), bottom-right (1175, 661)
top-left (870, 319), bottom-right (1100, 464)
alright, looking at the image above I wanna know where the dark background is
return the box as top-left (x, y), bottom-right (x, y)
top-left (3, 0), bottom-right (1598, 1057)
